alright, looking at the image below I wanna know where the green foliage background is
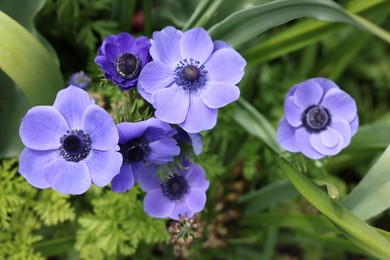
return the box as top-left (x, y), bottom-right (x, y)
top-left (1, 0), bottom-right (390, 259)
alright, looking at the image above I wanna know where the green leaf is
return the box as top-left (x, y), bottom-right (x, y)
top-left (242, 0), bottom-right (390, 66)
top-left (342, 144), bottom-right (390, 220)
top-left (0, 10), bottom-right (63, 157)
top-left (208, 0), bottom-right (390, 48)
top-left (277, 158), bottom-right (390, 259)
top-left (237, 181), bottom-right (299, 213)
top-left (234, 98), bottom-right (281, 154)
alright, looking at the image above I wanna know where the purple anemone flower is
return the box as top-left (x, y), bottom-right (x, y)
top-left (95, 32), bottom-right (151, 90)
top-left (69, 71), bottom-right (91, 89)
top-left (277, 78), bottom-right (358, 160)
top-left (111, 118), bottom-right (181, 193)
top-left (19, 86), bottom-right (122, 194)
top-left (138, 161), bottom-right (209, 220)
top-left (138, 26), bottom-right (246, 133)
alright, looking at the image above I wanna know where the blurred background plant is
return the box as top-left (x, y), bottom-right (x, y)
top-left (1, 0), bottom-right (390, 259)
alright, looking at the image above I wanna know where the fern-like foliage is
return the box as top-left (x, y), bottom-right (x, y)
top-left (0, 158), bottom-right (76, 259)
top-left (76, 186), bottom-right (169, 259)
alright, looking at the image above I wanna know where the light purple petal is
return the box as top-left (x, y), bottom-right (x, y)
top-left (82, 105), bottom-right (118, 151)
top-left (152, 85), bottom-right (190, 124)
top-left (185, 188), bottom-right (207, 212)
top-left (311, 78), bottom-right (340, 92)
top-left (188, 133), bottom-right (203, 155)
top-left (137, 164), bottom-right (160, 192)
top-left (170, 201), bottom-right (194, 220)
top-left (350, 115), bottom-right (359, 136)
top-left (321, 88), bottom-right (357, 122)
top-left (137, 83), bottom-right (152, 103)
top-left (185, 163), bottom-right (209, 190)
top-left (19, 106), bottom-right (68, 151)
top-left (116, 121), bottom-right (149, 144)
top-left (150, 26), bottom-right (183, 68)
top-left (213, 40), bottom-right (232, 52)
top-left (138, 61), bottom-right (175, 95)
top-left (84, 149), bottom-right (122, 187)
top-left (295, 128), bottom-right (324, 160)
top-left (197, 82), bottom-right (240, 109)
top-left (180, 27), bottom-right (213, 64)
top-left (204, 48), bottom-right (246, 85)
top-left (179, 90), bottom-right (218, 133)
top-left (293, 80), bottom-right (323, 109)
top-left (144, 189), bottom-right (175, 218)
top-left (284, 96), bottom-right (303, 127)
top-left (310, 128), bottom-right (343, 156)
top-left (146, 139), bottom-right (180, 164)
top-left (277, 117), bottom-right (299, 152)
top-left (111, 163), bottom-right (135, 193)
top-left (44, 159), bottom-right (91, 194)
top-left (18, 148), bottom-right (60, 188)
top-left (330, 120), bottom-right (352, 148)
top-left (53, 86), bottom-right (94, 129)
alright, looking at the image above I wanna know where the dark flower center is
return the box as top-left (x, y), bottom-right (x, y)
top-left (174, 58), bottom-right (207, 91)
top-left (115, 53), bottom-right (141, 80)
top-left (161, 175), bottom-right (189, 201)
top-left (119, 137), bottom-right (150, 163)
top-left (60, 129), bottom-right (92, 162)
top-left (302, 105), bottom-right (331, 133)
top-left (183, 65), bottom-right (200, 81)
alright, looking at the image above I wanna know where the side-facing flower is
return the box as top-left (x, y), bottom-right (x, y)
top-left (95, 32), bottom-right (151, 90)
top-left (19, 86), bottom-right (122, 194)
top-left (111, 118), bottom-right (180, 193)
top-left (138, 161), bottom-right (209, 220)
top-left (138, 26), bottom-right (246, 133)
top-left (277, 78), bottom-right (358, 159)
top-left (173, 126), bottom-right (203, 156)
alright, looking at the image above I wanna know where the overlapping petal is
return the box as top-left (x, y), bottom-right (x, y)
top-left (19, 148), bottom-right (60, 188)
top-left (205, 48), bottom-right (246, 85)
top-left (53, 86), bottom-right (94, 129)
top-left (293, 81), bottom-right (323, 108)
top-left (83, 105), bottom-right (118, 151)
top-left (19, 106), bottom-right (69, 151)
top-left (152, 85), bottom-right (190, 124)
top-left (321, 88), bottom-right (357, 122)
top-left (150, 26), bottom-right (183, 68)
top-left (138, 61), bottom-right (175, 95)
top-left (277, 117), bottom-right (299, 153)
top-left (198, 82), bottom-right (240, 109)
top-left (44, 159), bottom-right (91, 194)
top-left (144, 189), bottom-right (175, 218)
top-left (180, 27), bottom-right (213, 64)
top-left (85, 149), bottom-right (122, 187)
top-left (111, 163), bottom-right (135, 193)
top-left (179, 91), bottom-right (218, 133)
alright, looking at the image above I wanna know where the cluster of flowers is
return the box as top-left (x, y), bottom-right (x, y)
top-left (18, 26), bottom-right (246, 220)
top-left (18, 24), bottom-right (359, 220)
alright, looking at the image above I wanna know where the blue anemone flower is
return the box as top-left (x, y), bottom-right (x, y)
top-left (138, 161), bottom-right (209, 220)
top-left (95, 32), bottom-right (151, 90)
top-left (277, 78), bottom-right (358, 159)
top-left (111, 118), bottom-right (180, 193)
top-left (19, 86), bottom-right (122, 194)
top-left (138, 26), bottom-right (246, 133)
